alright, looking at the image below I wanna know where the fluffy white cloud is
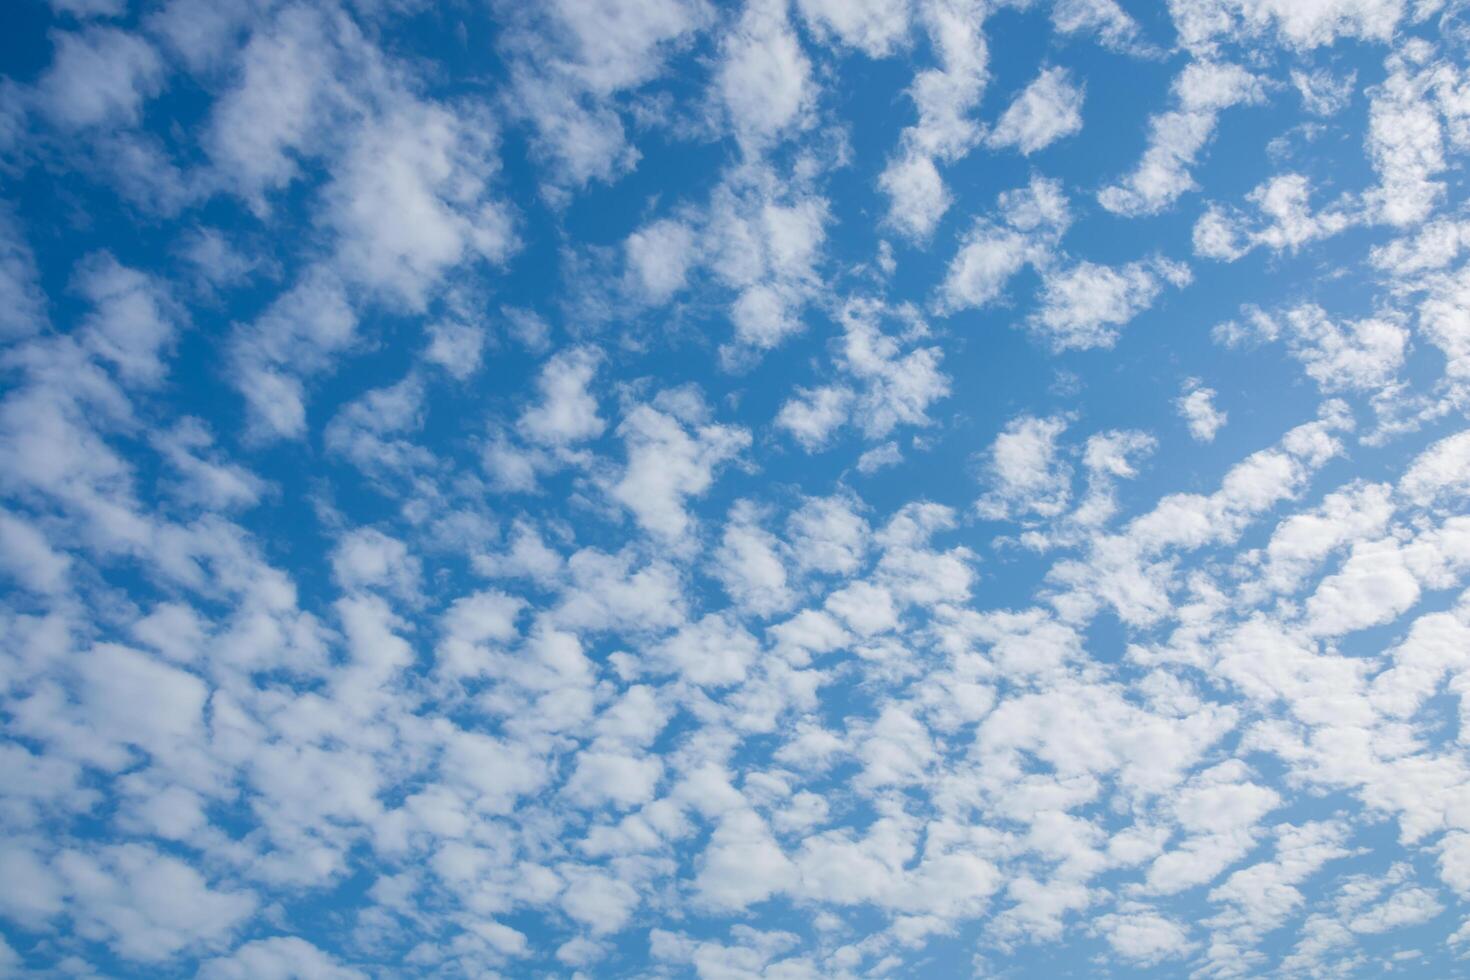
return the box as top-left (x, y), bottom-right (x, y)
top-left (610, 402), bottom-right (750, 543)
top-left (422, 320), bottom-right (488, 379)
top-left (231, 268), bottom-right (358, 441)
top-left (937, 175), bottom-right (1070, 313)
top-left (1293, 67), bottom-right (1356, 116)
top-left (72, 253), bottom-right (181, 388)
top-left (331, 528), bottom-right (421, 598)
top-left (0, 509), bottom-right (71, 594)
top-left (518, 346), bottom-right (605, 445)
top-left (200, 938), bottom-right (366, 980)
top-left (9, 4), bottom-right (1470, 977)
top-left (797, 0), bottom-right (911, 56)
top-left (1099, 61), bottom-right (1264, 216)
top-left (1031, 256), bottom-right (1191, 351)
top-left (204, 6), bottom-right (342, 208)
top-left (0, 207), bottom-right (47, 340)
top-left (1168, 0), bottom-right (1408, 49)
top-left (564, 750), bottom-right (665, 809)
top-left (1177, 380), bottom-right (1227, 442)
top-left (988, 66), bottom-right (1084, 155)
top-left (1364, 43), bottom-right (1449, 227)
top-left (325, 101), bottom-right (515, 309)
top-left (787, 494), bottom-right (869, 575)
top-left (713, 501), bottom-right (794, 616)
top-left (58, 844), bottom-right (256, 962)
top-left (1215, 304), bottom-right (1407, 392)
top-left (1052, 0), bottom-right (1145, 49)
top-left (776, 384), bottom-right (853, 449)
top-left (624, 218), bottom-right (699, 304)
top-left (35, 27), bottom-right (164, 130)
top-left (1193, 174), bottom-right (1354, 261)
top-left (501, 0), bottom-right (708, 190)
top-left (715, 0), bottom-right (813, 148)
top-left (1093, 904), bottom-right (1195, 965)
top-left (877, 0), bottom-right (991, 238)
top-left (977, 414), bottom-right (1072, 521)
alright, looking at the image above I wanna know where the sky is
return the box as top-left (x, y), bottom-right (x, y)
top-left (1, 0), bottom-right (1469, 976)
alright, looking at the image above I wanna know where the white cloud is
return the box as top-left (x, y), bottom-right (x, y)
top-left (500, 0), bottom-right (708, 191)
top-left (1177, 379), bottom-right (1227, 442)
top-left (423, 321), bottom-right (488, 379)
top-left (878, 151), bottom-right (951, 241)
top-left (70, 644), bottom-right (208, 766)
top-left (325, 101), bottom-right (515, 310)
top-left (877, 0), bottom-right (991, 238)
top-left (776, 384), bottom-right (853, 449)
top-left (175, 227), bottom-right (256, 291)
top-left (331, 528), bottom-right (421, 598)
top-left (825, 579), bottom-right (899, 636)
top-left (647, 163), bottom-right (830, 356)
top-left (1293, 67), bottom-right (1356, 116)
top-left (857, 440), bottom-right (903, 473)
top-left (713, 501), bottom-right (794, 616)
top-left (36, 27), bottom-right (163, 129)
top-left (1099, 61), bottom-right (1264, 216)
top-left (787, 494), bottom-right (869, 575)
top-left (437, 589), bottom-right (525, 679)
top-left (73, 253), bottom-right (181, 388)
top-left (1193, 174), bottom-right (1354, 262)
top-left (543, 0), bottom-right (711, 96)
top-left (839, 301), bottom-right (949, 438)
top-left (0, 206), bottom-right (47, 340)
top-left (937, 175), bottom-right (1070, 313)
top-left (1400, 430), bottom-right (1470, 508)
top-left (1031, 256), bottom-right (1190, 351)
top-left (1093, 904), bottom-right (1195, 965)
top-left (1365, 43), bottom-right (1448, 227)
top-left (695, 809), bottom-right (796, 910)
top-left (0, 509), bottom-right (71, 594)
top-left (232, 268), bottom-right (358, 442)
top-left (564, 750), bottom-right (664, 809)
top-left (58, 844), bottom-right (255, 962)
top-left (200, 938), bottom-right (366, 980)
top-left (778, 301), bottom-right (948, 448)
top-left (441, 729), bottom-right (549, 815)
top-left (1142, 763), bottom-right (1280, 894)
top-left (204, 6), bottom-right (341, 208)
top-left (1303, 537), bottom-right (1421, 637)
top-left (552, 547), bottom-right (686, 634)
top-left (624, 218), bottom-right (699, 304)
top-left (797, 0), bottom-right (911, 57)
top-left (561, 869), bottom-right (641, 934)
top-left (518, 346), bottom-right (605, 445)
top-left (1052, 0), bottom-right (1146, 51)
top-left (153, 418), bottom-right (267, 512)
top-left (715, 0), bottom-right (814, 148)
top-left (505, 70), bottom-right (635, 195)
top-left (1216, 304), bottom-right (1407, 392)
top-left (1169, 0), bottom-right (1408, 49)
top-left (653, 611), bottom-right (761, 685)
top-left (1348, 885), bottom-right (1443, 934)
top-left (323, 373), bottom-right (432, 483)
top-left (977, 414), bottom-right (1072, 521)
top-left (610, 402), bottom-right (750, 543)
top-left (988, 66), bottom-right (1084, 155)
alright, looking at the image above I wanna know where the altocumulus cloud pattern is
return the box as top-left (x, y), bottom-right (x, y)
top-left (4, 0), bottom-right (1470, 976)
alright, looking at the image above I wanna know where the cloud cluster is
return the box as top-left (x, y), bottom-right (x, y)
top-left (1, 0), bottom-right (1469, 977)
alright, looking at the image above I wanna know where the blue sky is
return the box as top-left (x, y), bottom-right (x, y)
top-left (2, 0), bottom-right (1470, 976)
